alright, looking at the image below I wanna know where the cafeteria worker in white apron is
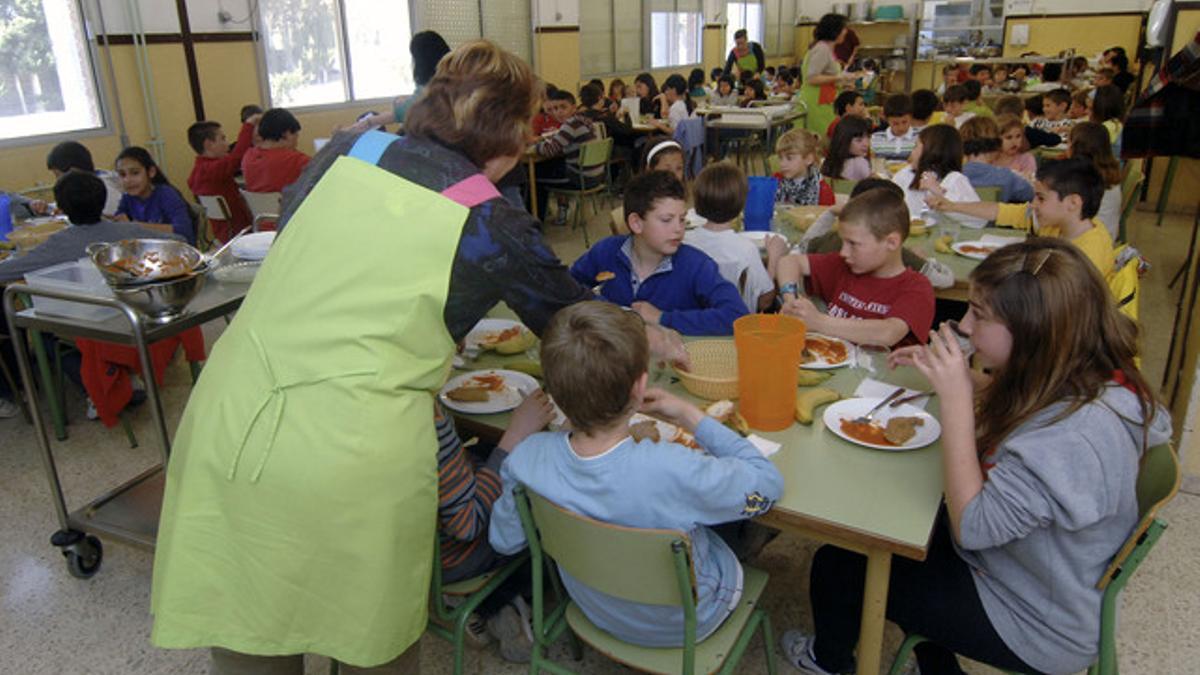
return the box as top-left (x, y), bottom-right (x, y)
top-left (150, 41), bottom-right (687, 674)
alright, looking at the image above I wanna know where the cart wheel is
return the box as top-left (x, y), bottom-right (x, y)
top-left (65, 535), bottom-right (103, 579)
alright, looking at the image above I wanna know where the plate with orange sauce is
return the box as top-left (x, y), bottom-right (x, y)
top-left (822, 398), bottom-right (941, 451)
top-left (800, 334), bottom-right (852, 370)
top-left (439, 369), bottom-right (539, 414)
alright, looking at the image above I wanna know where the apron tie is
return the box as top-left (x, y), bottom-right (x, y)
top-left (227, 331), bottom-right (376, 483)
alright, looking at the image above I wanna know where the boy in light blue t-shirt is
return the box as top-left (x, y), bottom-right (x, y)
top-left (488, 301), bottom-right (784, 647)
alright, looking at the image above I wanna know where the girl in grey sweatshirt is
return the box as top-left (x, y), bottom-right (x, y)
top-left (781, 238), bottom-right (1171, 675)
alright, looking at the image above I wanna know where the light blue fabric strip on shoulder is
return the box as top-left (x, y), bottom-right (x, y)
top-left (347, 130), bottom-right (400, 166)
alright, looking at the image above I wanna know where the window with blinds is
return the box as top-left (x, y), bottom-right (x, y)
top-left (417, 0), bottom-right (532, 63)
top-left (581, 0), bottom-right (702, 77)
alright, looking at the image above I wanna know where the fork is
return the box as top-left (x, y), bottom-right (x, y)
top-left (853, 387), bottom-right (907, 424)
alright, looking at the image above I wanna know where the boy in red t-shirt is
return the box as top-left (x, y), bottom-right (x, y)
top-left (241, 107), bottom-right (311, 193)
top-left (186, 114), bottom-right (259, 242)
top-left (775, 188), bottom-right (934, 346)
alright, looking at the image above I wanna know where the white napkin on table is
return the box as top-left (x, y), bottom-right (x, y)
top-left (747, 434), bottom-right (782, 458)
top-left (980, 233), bottom-right (1026, 246)
top-left (853, 378), bottom-right (929, 410)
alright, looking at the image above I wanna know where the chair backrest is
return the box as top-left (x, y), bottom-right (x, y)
top-left (197, 194), bottom-right (232, 221)
top-left (1118, 159), bottom-right (1144, 242)
top-left (188, 201), bottom-right (216, 252)
top-left (830, 178), bottom-right (857, 195)
top-left (579, 137), bottom-right (614, 170)
top-left (974, 185), bottom-right (1002, 202)
top-left (519, 486), bottom-right (695, 607)
top-left (239, 189), bottom-right (283, 217)
top-left (1098, 443), bottom-right (1180, 590)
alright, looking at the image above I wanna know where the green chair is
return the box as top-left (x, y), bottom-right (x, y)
top-left (0, 333), bottom-right (32, 423)
top-left (973, 185), bottom-right (1002, 202)
top-left (830, 178), bottom-right (858, 195)
top-left (547, 137), bottom-right (614, 248)
top-left (427, 538), bottom-right (530, 675)
top-left (1118, 159), bottom-right (1145, 244)
top-left (514, 485), bottom-right (777, 675)
top-left (887, 443), bottom-right (1181, 675)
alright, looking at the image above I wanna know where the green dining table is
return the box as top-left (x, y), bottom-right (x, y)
top-left (448, 314), bottom-right (948, 675)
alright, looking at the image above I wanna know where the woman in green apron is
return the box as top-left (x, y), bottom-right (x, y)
top-left (723, 28), bottom-right (765, 78)
top-left (801, 13), bottom-right (859, 134)
top-left (150, 41), bottom-right (687, 674)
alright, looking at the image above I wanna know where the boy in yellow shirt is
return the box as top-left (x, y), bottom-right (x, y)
top-left (925, 157), bottom-right (1113, 276)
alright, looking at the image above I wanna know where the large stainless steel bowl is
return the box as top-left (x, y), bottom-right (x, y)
top-left (109, 270), bottom-right (207, 323)
top-left (87, 239), bottom-right (204, 286)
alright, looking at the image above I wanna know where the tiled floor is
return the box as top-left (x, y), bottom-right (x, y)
top-left (1, 205), bottom-right (1197, 674)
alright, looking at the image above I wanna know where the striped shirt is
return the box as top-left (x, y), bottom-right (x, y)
top-left (536, 113), bottom-right (603, 181)
top-left (435, 402), bottom-right (505, 572)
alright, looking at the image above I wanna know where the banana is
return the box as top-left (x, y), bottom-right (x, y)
top-left (505, 359), bottom-right (543, 378)
top-left (492, 329), bottom-right (537, 355)
top-left (796, 369), bottom-right (833, 387)
top-left (934, 234), bottom-right (954, 254)
top-left (794, 387), bottom-right (840, 425)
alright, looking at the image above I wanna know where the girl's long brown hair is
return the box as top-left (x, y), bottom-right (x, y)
top-left (909, 124), bottom-right (964, 190)
top-left (1069, 121), bottom-right (1121, 187)
top-left (970, 238), bottom-right (1156, 454)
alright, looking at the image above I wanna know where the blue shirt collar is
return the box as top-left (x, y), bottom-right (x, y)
top-left (619, 236), bottom-right (674, 293)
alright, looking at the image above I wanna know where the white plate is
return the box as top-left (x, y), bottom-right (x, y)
top-left (438, 369), bottom-right (539, 415)
top-left (210, 260), bottom-right (261, 283)
top-left (232, 231), bottom-right (276, 260)
top-left (951, 240), bottom-right (1004, 261)
top-left (801, 334), bottom-right (852, 370)
top-left (464, 318), bottom-right (525, 352)
top-left (822, 398), bottom-right (941, 451)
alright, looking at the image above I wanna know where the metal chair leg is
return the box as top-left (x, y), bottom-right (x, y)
top-left (30, 330), bottom-right (67, 441)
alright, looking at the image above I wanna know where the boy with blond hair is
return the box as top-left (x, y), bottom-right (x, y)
top-left (570, 171), bottom-right (748, 335)
top-left (776, 188), bottom-right (935, 346)
top-left (488, 301), bottom-right (784, 647)
top-left (774, 128), bottom-right (834, 206)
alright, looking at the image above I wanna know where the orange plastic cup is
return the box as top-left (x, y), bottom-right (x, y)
top-left (734, 314), bottom-right (807, 431)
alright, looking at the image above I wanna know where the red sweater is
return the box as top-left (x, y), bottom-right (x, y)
top-left (240, 145), bottom-right (311, 193)
top-left (188, 121), bottom-right (255, 242)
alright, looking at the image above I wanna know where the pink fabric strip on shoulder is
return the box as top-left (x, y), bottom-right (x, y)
top-left (441, 174), bottom-right (502, 208)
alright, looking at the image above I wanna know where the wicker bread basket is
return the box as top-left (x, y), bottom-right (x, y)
top-left (673, 340), bottom-right (739, 400)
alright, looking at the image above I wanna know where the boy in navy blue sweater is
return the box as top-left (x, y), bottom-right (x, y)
top-left (570, 171), bottom-right (748, 335)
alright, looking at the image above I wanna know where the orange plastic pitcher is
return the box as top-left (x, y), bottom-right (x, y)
top-left (734, 314), bottom-right (807, 431)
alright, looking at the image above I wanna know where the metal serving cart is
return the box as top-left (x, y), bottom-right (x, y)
top-left (3, 281), bottom-right (247, 578)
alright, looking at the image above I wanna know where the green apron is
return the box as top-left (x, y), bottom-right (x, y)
top-left (151, 150), bottom-right (469, 666)
top-left (800, 48), bottom-right (839, 134)
top-left (734, 48), bottom-right (759, 75)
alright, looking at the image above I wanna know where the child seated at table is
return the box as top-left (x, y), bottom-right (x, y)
top-left (776, 187), bottom-right (935, 347)
top-left (1031, 88), bottom-right (1076, 136)
top-left (794, 178), bottom-right (955, 290)
top-left (962, 80), bottom-right (992, 118)
top-left (1069, 90), bottom-right (1090, 120)
top-left (571, 171), bottom-right (748, 336)
top-left (781, 237), bottom-right (1170, 675)
top-left (891, 124), bottom-right (980, 220)
top-left (925, 156), bottom-right (1114, 276)
top-left (113, 146), bottom-right (196, 245)
top-left (826, 90), bottom-right (866, 138)
top-left (822, 115), bottom-right (872, 181)
top-left (644, 138), bottom-right (686, 185)
top-left (958, 116), bottom-right (1034, 203)
top-left (993, 113), bottom-right (1038, 177)
top-left (534, 89), bottom-right (603, 220)
top-left (186, 112), bottom-right (261, 242)
top-left (870, 93), bottom-right (916, 160)
top-left (45, 141), bottom-right (122, 216)
top-left (240, 107), bottom-right (311, 193)
top-left (1068, 122), bottom-right (1123, 238)
top-left (774, 128), bottom-right (834, 206)
top-left (433, 392), bottom-right (556, 662)
top-left (709, 75), bottom-right (740, 107)
top-left (684, 162), bottom-right (785, 311)
top-left (487, 300), bottom-right (784, 648)
top-left (910, 89), bottom-right (939, 132)
top-left (0, 171), bottom-right (178, 284)
top-left (941, 85), bottom-right (975, 129)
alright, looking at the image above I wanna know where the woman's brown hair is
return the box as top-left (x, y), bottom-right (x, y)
top-left (970, 238), bottom-right (1156, 454)
top-left (405, 40), bottom-right (542, 168)
top-left (1068, 121), bottom-right (1121, 187)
